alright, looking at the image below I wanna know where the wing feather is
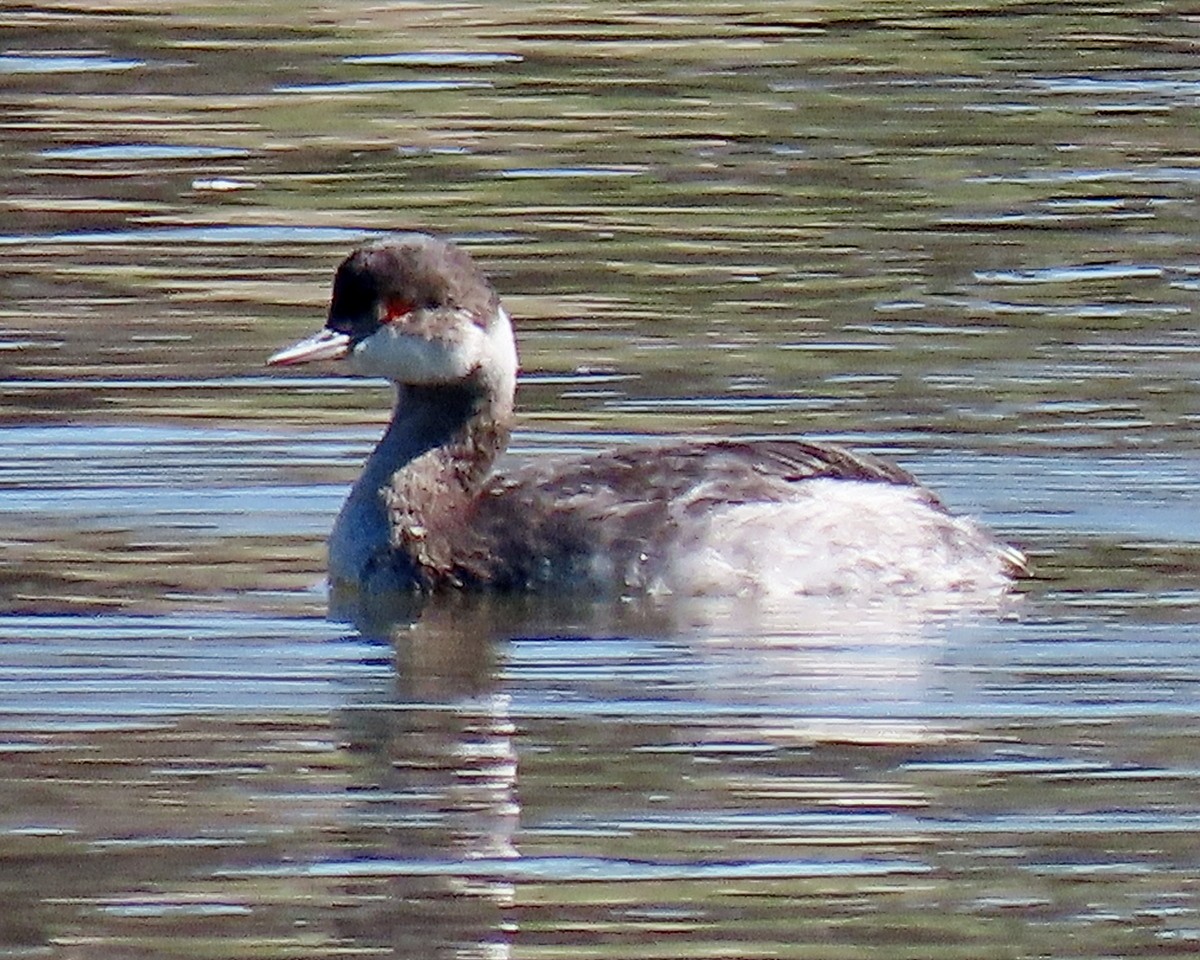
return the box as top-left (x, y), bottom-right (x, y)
top-left (453, 439), bottom-right (954, 589)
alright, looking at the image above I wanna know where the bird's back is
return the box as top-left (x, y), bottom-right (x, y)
top-left (412, 439), bottom-right (1021, 596)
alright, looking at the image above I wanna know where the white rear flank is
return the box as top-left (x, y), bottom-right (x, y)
top-left (665, 479), bottom-right (1014, 598)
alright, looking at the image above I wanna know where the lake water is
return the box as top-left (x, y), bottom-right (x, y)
top-left (2, 2), bottom-right (1199, 957)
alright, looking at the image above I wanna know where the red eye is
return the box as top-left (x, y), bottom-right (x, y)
top-left (382, 298), bottom-right (414, 324)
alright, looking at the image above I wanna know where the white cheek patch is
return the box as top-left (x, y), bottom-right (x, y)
top-left (350, 314), bottom-right (486, 384)
top-left (484, 307), bottom-right (519, 394)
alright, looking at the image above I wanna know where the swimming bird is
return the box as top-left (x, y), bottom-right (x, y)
top-left (268, 233), bottom-right (1025, 600)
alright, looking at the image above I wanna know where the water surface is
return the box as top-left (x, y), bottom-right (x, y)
top-left (2, 2), bottom-right (1199, 957)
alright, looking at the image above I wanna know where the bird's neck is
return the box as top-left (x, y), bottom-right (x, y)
top-left (328, 381), bottom-right (511, 589)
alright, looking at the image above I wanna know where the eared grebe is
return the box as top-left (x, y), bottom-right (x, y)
top-left (268, 234), bottom-right (1026, 600)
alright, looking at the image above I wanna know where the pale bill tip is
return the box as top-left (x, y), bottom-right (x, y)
top-left (267, 329), bottom-right (351, 366)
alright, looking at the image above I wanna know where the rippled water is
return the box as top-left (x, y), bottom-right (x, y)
top-left (3, 1), bottom-right (1200, 957)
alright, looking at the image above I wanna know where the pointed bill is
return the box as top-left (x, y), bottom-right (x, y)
top-left (267, 329), bottom-right (352, 366)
